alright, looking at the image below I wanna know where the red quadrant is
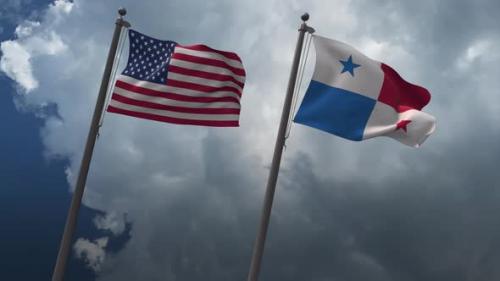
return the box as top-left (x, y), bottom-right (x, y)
top-left (377, 63), bottom-right (431, 113)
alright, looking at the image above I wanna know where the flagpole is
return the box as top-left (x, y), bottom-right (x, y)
top-left (246, 13), bottom-right (314, 281)
top-left (51, 9), bottom-right (130, 281)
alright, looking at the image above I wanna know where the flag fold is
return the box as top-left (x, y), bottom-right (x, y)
top-left (107, 29), bottom-right (246, 127)
top-left (294, 35), bottom-right (436, 147)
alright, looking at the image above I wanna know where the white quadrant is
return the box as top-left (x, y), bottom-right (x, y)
top-left (312, 35), bottom-right (384, 100)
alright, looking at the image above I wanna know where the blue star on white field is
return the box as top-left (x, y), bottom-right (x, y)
top-left (339, 55), bottom-right (361, 76)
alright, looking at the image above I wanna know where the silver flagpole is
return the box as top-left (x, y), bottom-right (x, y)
top-left (246, 13), bottom-right (314, 281)
top-left (51, 8), bottom-right (130, 281)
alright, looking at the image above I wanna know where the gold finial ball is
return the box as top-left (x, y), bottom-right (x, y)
top-left (118, 8), bottom-right (127, 17)
top-left (301, 13), bottom-right (309, 22)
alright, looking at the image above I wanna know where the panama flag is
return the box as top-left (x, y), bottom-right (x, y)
top-left (294, 35), bottom-right (436, 147)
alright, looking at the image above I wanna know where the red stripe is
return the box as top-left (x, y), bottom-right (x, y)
top-left (166, 79), bottom-right (241, 96)
top-left (168, 65), bottom-right (245, 88)
top-left (177, 44), bottom-right (242, 62)
top-left (107, 105), bottom-right (239, 127)
top-left (115, 80), bottom-right (240, 104)
top-left (111, 94), bottom-right (241, 115)
top-left (171, 53), bottom-right (246, 76)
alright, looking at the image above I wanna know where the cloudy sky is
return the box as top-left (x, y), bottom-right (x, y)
top-left (1, 0), bottom-right (500, 280)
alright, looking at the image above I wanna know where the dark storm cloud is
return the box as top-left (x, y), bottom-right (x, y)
top-left (95, 132), bottom-right (264, 281)
top-left (104, 122), bottom-right (500, 281)
top-left (3, 0), bottom-right (500, 280)
top-left (348, 0), bottom-right (500, 108)
top-left (350, 0), bottom-right (500, 56)
top-left (260, 121), bottom-right (500, 281)
top-left (252, 1), bottom-right (500, 281)
top-left (85, 0), bottom-right (500, 280)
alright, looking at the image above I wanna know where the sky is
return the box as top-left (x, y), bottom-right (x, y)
top-left (1, 0), bottom-right (500, 280)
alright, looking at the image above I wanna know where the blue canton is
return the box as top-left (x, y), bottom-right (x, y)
top-left (122, 29), bottom-right (177, 84)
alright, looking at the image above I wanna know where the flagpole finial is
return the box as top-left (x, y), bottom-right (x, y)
top-left (301, 13), bottom-right (309, 22)
top-left (118, 7), bottom-right (127, 18)
top-left (299, 13), bottom-right (314, 33)
top-left (117, 8), bottom-right (131, 27)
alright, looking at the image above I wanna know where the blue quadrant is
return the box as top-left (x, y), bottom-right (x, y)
top-left (294, 80), bottom-right (376, 141)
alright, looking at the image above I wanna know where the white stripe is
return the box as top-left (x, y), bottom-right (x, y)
top-left (174, 46), bottom-right (244, 69)
top-left (116, 75), bottom-right (241, 101)
top-left (113, 87), bottom-right (241, 109)
top-left (170, 59), bottom-right (245, 83)
top-left (167, 72), bottom-right (243, 92)
top-left (109, 99), bottom-right (240, 121)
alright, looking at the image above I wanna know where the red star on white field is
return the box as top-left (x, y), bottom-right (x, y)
top-left (396, 120), bottom-right (412, 132)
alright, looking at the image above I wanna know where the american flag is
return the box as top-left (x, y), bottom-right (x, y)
top-left (107, 29), bottom-right (246, 127)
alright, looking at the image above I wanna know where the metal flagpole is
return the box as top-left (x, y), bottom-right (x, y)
top-left (246, 13), bottom-right (314, 281)
top-left (51, 8), bottom-right (130, 281)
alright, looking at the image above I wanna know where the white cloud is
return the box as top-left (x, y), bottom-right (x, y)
top-left (93, 212), bottom-right (127, 236)
top-left (0, 0), bottom-right (435, 276)
top-left (15, 21), bottom-right (40, 37)
top-left (3, 0), bottom-right (500, 280)
top-left (0, 1), bottom-right (69, 93)
top-left (0, 40), bottom-right (37, 91)
top-left (51, 0), bottom-right (73, 14)
top-left (74, 237), bottom-right (109, 272)
top-left (0, 30), bottom-right (67, 92)
top-left (455, 39), bottom-right (500, 71)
